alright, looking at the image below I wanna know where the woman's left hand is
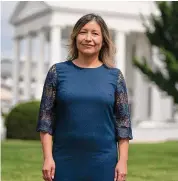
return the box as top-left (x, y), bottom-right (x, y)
top-left (114, 159), bottom-right (127, 181)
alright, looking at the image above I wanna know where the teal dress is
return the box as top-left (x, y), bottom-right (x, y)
top-left (36, 60), bottom-right (133, 181)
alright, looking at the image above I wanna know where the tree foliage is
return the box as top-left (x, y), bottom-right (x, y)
top-left (133, 1), bottom-right (178, 104)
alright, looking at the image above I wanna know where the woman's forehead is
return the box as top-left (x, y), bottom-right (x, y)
top-left (81, 21), bottom-right (101, 31)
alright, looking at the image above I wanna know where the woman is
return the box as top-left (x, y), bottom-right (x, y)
top-left (36, 13), bottom-right (133, 181)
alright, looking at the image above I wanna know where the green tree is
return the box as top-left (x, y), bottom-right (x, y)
top-left (133, 1), bottom-right (178, 105)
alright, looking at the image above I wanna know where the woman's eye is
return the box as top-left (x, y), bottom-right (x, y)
top-left (79, 31), bottom-right (86, 34)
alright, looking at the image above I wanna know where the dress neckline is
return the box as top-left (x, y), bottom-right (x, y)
top-left (70, 60), bottom-right (104, 69)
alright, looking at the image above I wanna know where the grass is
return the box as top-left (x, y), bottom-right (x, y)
top-left (1, 139), bottom-right (178, 181)
top-left (128, 141), bottom-right (178, 181)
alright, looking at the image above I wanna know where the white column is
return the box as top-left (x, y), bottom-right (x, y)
top-left (12, 37), bottom-right (21, 105)
top-left (50, 25), bottom-right (61, 67)
top-left (115, 31), bottom-right (126, 77)
top-left (150, 47), bottom-right (163, 123)
top-left (151, 85), bottom-right (162, 122)
top-left (35, 29), bottom-right (46, 99)
top-left (132, 35), bottom-right (149, 123)
top-left (24, 33), bottom-right (32, 101)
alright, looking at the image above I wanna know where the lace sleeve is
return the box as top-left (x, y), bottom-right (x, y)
top-left (36, 64), bottom-right (57, 136)
top-left (114, 69), bottom-right (133, 141)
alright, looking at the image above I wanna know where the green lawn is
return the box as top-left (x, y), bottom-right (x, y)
top-left (1, 140), bottom-right (178, 181)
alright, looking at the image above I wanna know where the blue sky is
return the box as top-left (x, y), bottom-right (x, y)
top-left (1, 1), bottom-right (18, 58)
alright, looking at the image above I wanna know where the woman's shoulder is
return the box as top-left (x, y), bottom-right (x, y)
top-left (105, 66), bottom-right (126, 85)
top-left (49, 60), bottom-right (71, 71)
top-left (105, 66), bottom-right (121, 76)
top-left (55, 60), bottom-right (70, 68)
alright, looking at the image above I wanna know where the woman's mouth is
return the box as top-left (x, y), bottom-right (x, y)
top-left (83, 44), bottom-right (93, 48)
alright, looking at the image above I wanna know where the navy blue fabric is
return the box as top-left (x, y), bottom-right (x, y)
top-left (36, 60), bottom-right (133, 180)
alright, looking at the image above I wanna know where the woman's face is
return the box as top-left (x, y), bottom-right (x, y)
top-left (76, 21), bottom-right (103, 56)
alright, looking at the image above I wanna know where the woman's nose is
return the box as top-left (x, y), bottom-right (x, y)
top-left (85, 33), bottom-right (92, 41)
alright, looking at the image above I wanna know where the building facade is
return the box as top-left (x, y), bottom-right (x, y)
top-left (4, 1), bottom-right (178, 141)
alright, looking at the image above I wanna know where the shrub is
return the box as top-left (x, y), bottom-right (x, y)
top-left (6, 101), bottom-right (40, 140)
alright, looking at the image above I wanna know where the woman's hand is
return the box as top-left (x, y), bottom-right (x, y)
top-left (42, 157), bottom-right (55, 181)
top-left (114, 159), bottom-right (127, 181)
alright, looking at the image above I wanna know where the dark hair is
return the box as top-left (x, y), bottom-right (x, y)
top-left (67, 13), bottom-right (116, 68)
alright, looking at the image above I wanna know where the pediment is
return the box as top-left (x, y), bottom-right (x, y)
top-left (10, 2), bottom-right (51, 25)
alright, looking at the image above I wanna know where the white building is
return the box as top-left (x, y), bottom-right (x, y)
top-left (1, 57), bottom-right (50, 110)
top-left (3, 1), bottom-right (178, 142)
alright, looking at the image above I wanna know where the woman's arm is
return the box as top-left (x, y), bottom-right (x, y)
top-left (36, 64), bottom-right (57, 181)
top-left (40, 132), bottom-right (55, 181)
top-left (118, 138), bottom-right (129, 162)
top-left (36, 64), bottom-right (57, 137)
top-left (114, 69), bottom-right (133, 181)
top-left (115, 139), bottom-right (129, 181)
top-left (40, 133), bottom-right (53, 160)
top-left (114, 69), bottom-right (133, 143)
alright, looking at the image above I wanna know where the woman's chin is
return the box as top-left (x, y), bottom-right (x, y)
top-left (80, 50), bottom-right (96, 56)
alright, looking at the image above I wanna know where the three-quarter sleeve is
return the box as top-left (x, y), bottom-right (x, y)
top-left (114, 69), bottom-right (133, 141)
top-left (36, 64), bottom-right (57, 136)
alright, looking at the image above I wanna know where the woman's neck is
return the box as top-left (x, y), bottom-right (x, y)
top-left (74, 53), bottom-right (102, 67)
